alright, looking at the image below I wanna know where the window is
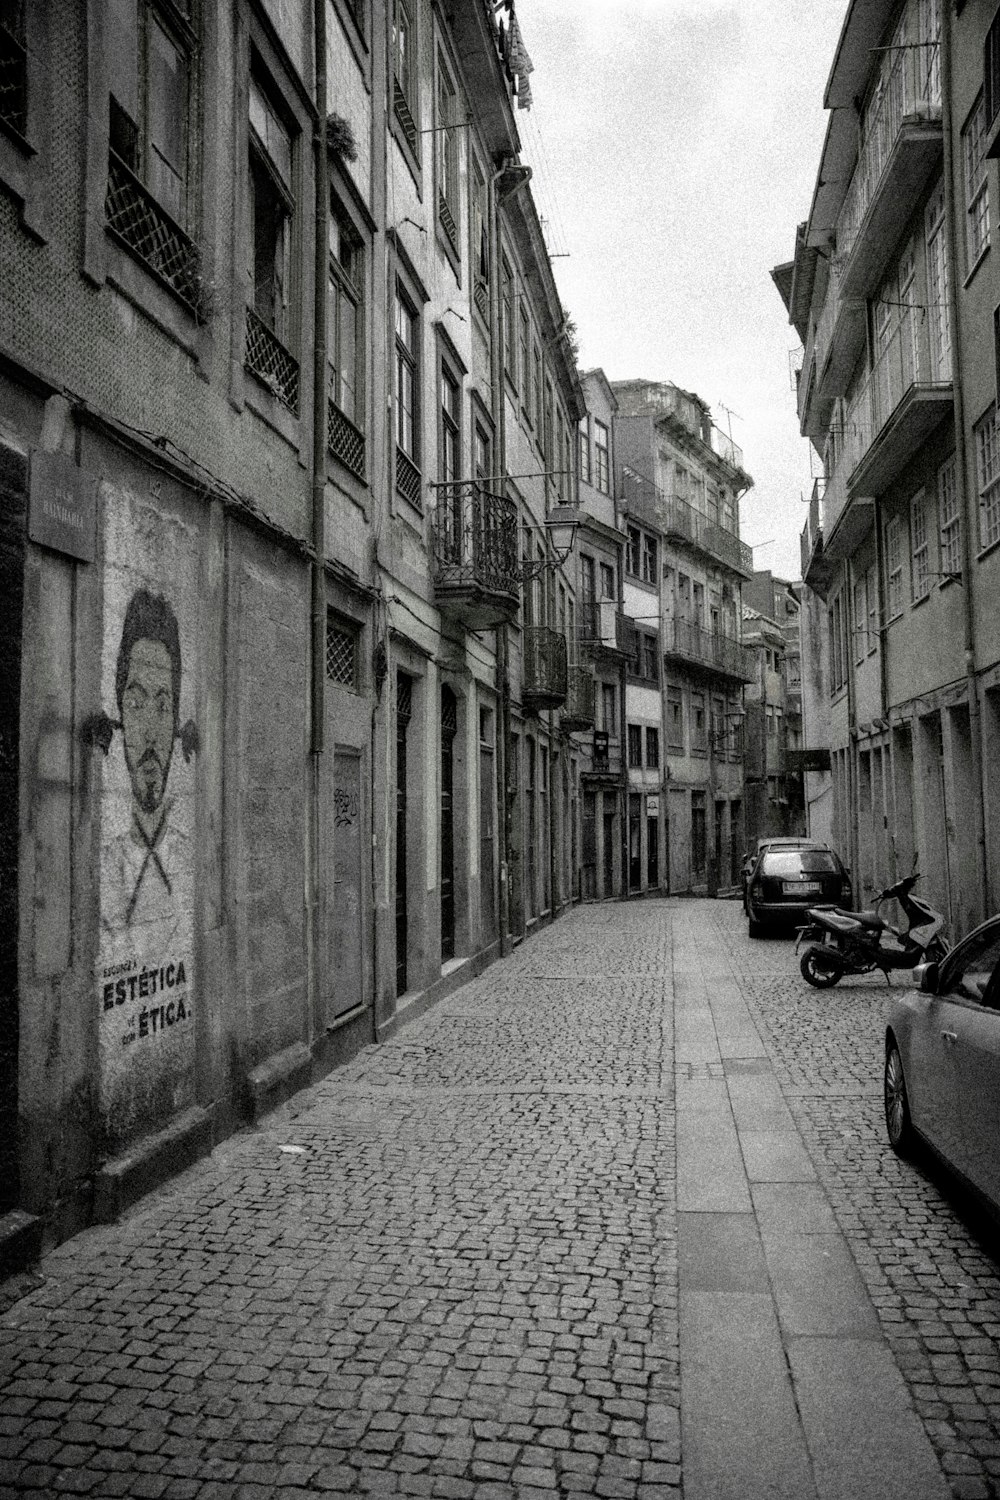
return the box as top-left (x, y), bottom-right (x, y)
top-left (976, 407), bottom-right (1000, 550)
top-left (544, 380), bottom-right (554, 470)
top-left (910, 491), bottom-right (930, 601)
top-left (0, 2), bottom-right (27, 138)
top-left (502, 259), bottom-right (517, 384)
top-left (667, 686), bottom-right (684, 749)
top-left (394, 284), bottom-right (420, 506)
top-left (853, 575), bottom-right (866, 663)
top-left (938, 455), bottom-right (961, 576)
top-left (963, 93), bottom-right (990, 270)
top-left (533, 344), bottom-right (543, 437)
top-left (601, 682), bottom-right (617, 735)
top-left (471, 159), bottom-right (489, 320)
top-left (326, 611), bottom-right (359, 689)
top-left (579, 420), bottom-right (592, 485)
top-left (690, 691), bottom-right (707, 752)
top-left (246, 70), bottom-right (298, 411)
top-left (866, 562), bottom-right (877, 653)
top-left (104, 4), bottom-right (203, 315)
top-left (519, 309), bottom-right (531, 414)
top-left (885, 515), bottom-right (904, 619)
top-left (925, 181), bottom-right (951, 381)
top-left (627, 723), bottom-right (642, 768)
top-left (436, 61), bottom-right (458, 257)
top-left (556, 409), bottom-right (566, 498)
top-left (439, 362), bottom-right (460, 486)
top-left (328, 204), bottom-right (365, 475)
top-left (392, 0), bottom-right (418, 154)
top-left (626, 525), bottom-right (640, 577)
top-left (641, 532), bottom-right (657, 584)
top-left (580, 554), bottom-right (596, 604)
top-left (642, 633), bottom-right (658, 683)
top-left (600, 562), bottom-right (615, 599)
top-left (829, 591), bottom-right (846, 692)
top-left (595, 420), bottom-right (610, 494)
top-left (645, 726), bottom-right (659, 770)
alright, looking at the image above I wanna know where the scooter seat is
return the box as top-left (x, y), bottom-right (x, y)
top-left (856, 910), bottom-right (885, 930)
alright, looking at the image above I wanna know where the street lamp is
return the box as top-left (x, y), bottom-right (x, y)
top-left (519, 503), bottom-right (580, 581)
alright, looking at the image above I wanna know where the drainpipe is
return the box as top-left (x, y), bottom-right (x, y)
top-left (311, 3), bottom-right (328, 758)
top-left (309, 0), bottom-right (329, 1042)
top-left (941, 10), bottom-right (989, 920)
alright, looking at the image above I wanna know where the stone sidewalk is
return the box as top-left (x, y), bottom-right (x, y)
top-left (0, 899), bottom-right (951, 1498)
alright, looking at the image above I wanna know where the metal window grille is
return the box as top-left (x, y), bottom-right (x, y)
top-left (245, 306), bottom-right (300, 414)
top-left (0, 10), bottom-right (27, 138)
top-left (328, 400), bottom-right (366, 479)
top-left (397, 672), bottom-right (412, 723)
top-left (395, 444), bottom-right (422, 509)
top-left (438, 193), bottom-right (458, 253)
top-left (326, 615), bottom-right (357, 686)
top-left (394, 77), bottom-right (418, 153)
top-left (105, 152), bottom-right (206, 316)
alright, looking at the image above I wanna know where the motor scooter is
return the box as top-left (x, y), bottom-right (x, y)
top-left (795, 872), bottom-right (948, 988)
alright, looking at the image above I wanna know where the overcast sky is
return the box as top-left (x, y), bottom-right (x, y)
top-left (517, 0), bottom-right (848, 581)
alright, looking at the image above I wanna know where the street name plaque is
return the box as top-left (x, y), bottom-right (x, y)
top-left (28, 450), bottom-right (98, 564)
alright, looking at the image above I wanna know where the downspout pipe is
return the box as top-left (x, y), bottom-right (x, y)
top-left (941, 10), bottom-right (989, 919)
top-left (311, 2), bottom-right (329, 757)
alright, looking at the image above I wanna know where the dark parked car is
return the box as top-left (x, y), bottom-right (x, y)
top-left (745, 845), bottom-right (852, 938)
top-left (740, 837), bottom-right (830, 906)
top-left (885, 916), bottom-right (1000, 1219)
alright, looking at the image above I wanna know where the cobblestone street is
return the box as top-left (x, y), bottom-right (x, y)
top-left (2, 899), bottom-right (1000, 1498)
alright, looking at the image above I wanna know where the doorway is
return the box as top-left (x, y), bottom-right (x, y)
top-left (395, 673), bottom-right (412, 995)
top-left (441, 686), bottom-right (458, 961)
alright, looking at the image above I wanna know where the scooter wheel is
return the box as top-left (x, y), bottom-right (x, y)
top-left (800, 947), bottom-right (842, 988)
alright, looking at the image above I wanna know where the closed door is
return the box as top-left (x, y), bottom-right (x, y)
top-left (647, 814), bottom-right (658, 889)
top-left (333, 749), bottom-right (363, 1018)
top-left (441, 688), bottom-right (457, 961)
top-left (603, 807), bottom-right (615, 897)
top-left (396, 674), bottom-right (412, 995)
top-left (479, 738), bottom-right (496, 947)
top-left (629, 794), bottom-right (641, 891)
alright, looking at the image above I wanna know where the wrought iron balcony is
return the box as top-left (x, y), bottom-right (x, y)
top-left (106, 152), bottom-right (208, 319)
top-left (522, 625), bottom-right (568, 712)
top-left (845, 309), bottom-right (952, 499)
top-left (430, 479), bottom-right (520, 630)
top-left (664, 621), bottom-right (754, 682)
top-left (658, 492), bottom-right (753, 578)
top-left (328, 401), bottom-right (366, 480)
top-left (577, 599), bottom-right (633, 657)
top-left (244, 306), bottom-right (299, 414)
top-left (836, 29), bottom-right (942, 298)
top-left (561, 665), bottom-right (596, 732)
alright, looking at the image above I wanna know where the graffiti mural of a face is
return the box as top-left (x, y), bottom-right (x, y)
top-left (114, 590), bottom-right (182, 821)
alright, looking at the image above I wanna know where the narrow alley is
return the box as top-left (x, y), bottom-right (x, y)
top-left (1, 900), bottom-right (998, 1500)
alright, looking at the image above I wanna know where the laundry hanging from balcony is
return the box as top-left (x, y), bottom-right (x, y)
top-left (494, 0), bottom-right (534, 109)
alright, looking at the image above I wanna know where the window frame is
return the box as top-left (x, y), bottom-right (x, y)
top-left (594, 420), bottom-right (610, 495)
top-left (627, 723), bottom-right (643, 769)
top-left (885, 514), bottom-right (905, 620)
top-left (392, 0), bottom-right (420, 164)
top-left (910, 489), bottom-right (931, 602)
top-left (963, 91), bottom-right (990, 273)
top-left (438, 354), bottom-right (461, 488)
top-left (435, 53), bottom-right (459, 266)
top-left (328, 196), bottom-right (366, 435)
top-left (667, 685), bottom-right (685, 750)
top-left (938, 454), bottom-right (961, 577)
top-left (645, 725), bottom-right (660, 770)
top-left (976, 406), bottom-right (1000, 552)
top-left (641, 531), bottom-right (657, 585)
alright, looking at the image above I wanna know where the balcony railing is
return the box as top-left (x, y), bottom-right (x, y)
top-left (0, 17), bottom-right (27, 137)
top-left (561, 665), bottom-right (596, 732)
top-left (328, 401), bottom-right (366, 480)
top-left (106, 152), bottom-right (208, 319)
top-left (845, 308), bottom-right (950, 483)
top-left (658, 492), bottom-right (753, 577)
top-left (244, 307), bottom-right (299, 414)
top-left (664, 621), bottom-right (755, 681)
top-left (430, 479), bottom-right (520, 630)
top-left (837, 32), bottom-right (941, 267)
top-left (578, 599), bottom-right (633, 657)
top-left (522, 625), bottom-right (568, 711)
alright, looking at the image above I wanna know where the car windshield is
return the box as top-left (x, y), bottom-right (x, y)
top-left (761, 851), bottom-right (838, 877)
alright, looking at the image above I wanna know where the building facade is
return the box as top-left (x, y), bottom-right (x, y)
top-left (741, 572), bottom-right (806, 851)
top-left (0, 0), bottom-right (586, 1267)
top-left (775, 0), bottom-right (1000, 933)
top-left (612, 380), bottom-right (755, 895)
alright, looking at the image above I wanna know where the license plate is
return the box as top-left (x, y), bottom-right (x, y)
top-left (785, 881), bottom-right (821, 895)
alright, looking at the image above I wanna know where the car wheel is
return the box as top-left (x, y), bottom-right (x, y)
top-left (800, 946), bottom-right (842, 988)
top-left (884, 1041), bottom-right (915, 1158)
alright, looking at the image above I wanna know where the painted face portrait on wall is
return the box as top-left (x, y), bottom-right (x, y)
top-left (114, 590), bottom-right (182, 822)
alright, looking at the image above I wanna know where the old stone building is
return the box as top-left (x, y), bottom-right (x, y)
top-left (775, 0), bottom-right (1000, 931)
top-left (0, 0), bottom-right (585, 1269)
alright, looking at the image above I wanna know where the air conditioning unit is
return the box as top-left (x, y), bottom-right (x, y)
top-left (599, 598), bottom-right (618, 647)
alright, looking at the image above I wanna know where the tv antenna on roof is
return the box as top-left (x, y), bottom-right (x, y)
top-left (717, 401), bottom-right (742, 441)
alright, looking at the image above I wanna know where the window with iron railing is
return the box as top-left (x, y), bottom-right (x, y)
top-left (436, 61), bottom-right (459, 259)
top-left (328, 205), bottom-right (365, 476)
top-left (471, 157), bottom-right (489, 320)
top-left (245, 71), bottom-right (299, 412)
top-left (0, 0), bottom-right (27, 138)
top-left (392, 0), bottom-right (419, 156)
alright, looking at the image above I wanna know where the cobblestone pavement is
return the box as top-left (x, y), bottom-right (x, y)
top-left (0, 905), bottom-right (679, 1500)
top-left (3, 898), bottom-right (1000, 1500)
top-left (708, 901), bottom-right (1000, 1500)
